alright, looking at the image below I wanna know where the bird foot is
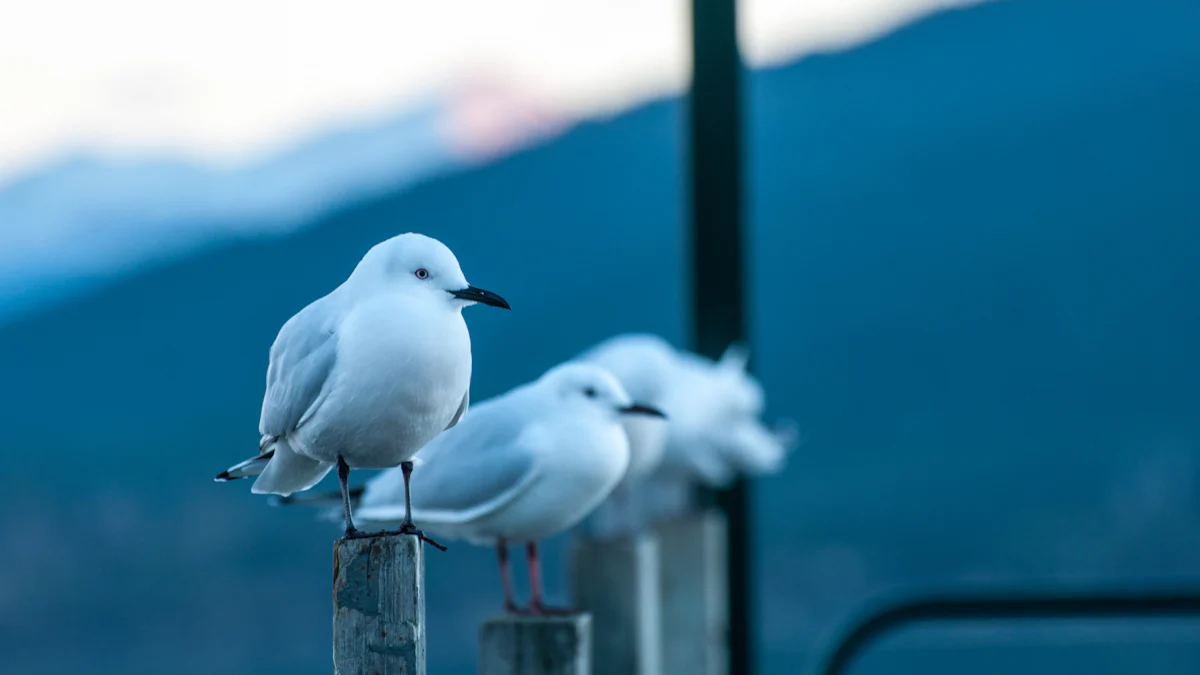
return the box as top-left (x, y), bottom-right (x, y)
top-left (393, 522), bottom-right (447, 551)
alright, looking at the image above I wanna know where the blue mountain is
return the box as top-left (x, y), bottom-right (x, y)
top-left (0, 101), bottom-right (457, 323)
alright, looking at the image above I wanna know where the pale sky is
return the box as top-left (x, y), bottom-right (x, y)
top-left (0, 0), bottom-right (988, 184)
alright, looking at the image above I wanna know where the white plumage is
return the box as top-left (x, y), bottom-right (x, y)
top-left (216, 232), bottom-right (508, 536)
top-left (345, 362), bottom-right (662, 612)
top-left (353, 362), bottom-right (647, 545)
top-left (580, 333), bottom-right (797, 531)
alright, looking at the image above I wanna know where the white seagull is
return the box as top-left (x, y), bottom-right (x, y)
top-left (580, 333), bottom-right (797, 526)
top-left (215, 232), bottom-right (510, 542)
top-left (575, 334), bottom-right (671, 532)
top-left (317, 362), bottom-right (664, 613)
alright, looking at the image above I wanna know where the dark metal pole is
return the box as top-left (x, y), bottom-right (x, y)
top-left (687, 1), bottom-right (752, 674)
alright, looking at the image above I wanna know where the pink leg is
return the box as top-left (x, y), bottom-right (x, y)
top-left (526, 541), bottom-right (575, 615)
top-left (527, 541), bottom-right (545, 609)
top-left (496, 539), bottom-right (521, 613)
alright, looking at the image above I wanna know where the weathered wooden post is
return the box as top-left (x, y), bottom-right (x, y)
top-left (570, 534), bottom-right (663, 675)
top-left (333, 534), bottom-right (425, 675)
top-left (656, 511), bottom-right (729, 675)
top-left (479, 614), bottom-right (592, 675)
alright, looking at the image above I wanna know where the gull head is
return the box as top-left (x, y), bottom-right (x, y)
top-left (539, 363), bottom-right (666, 420)
top-left (350, 233), bottom-right (510, 310)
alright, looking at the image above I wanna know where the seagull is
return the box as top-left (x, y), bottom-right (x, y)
top-left (576, 335), bottom-right (671, 533)
top-left (289, 362), bottom-right (665, 613)
top-left (580, 334), bottom-right (797, 526)
top-left (215, 232), bottom-right (510, 543)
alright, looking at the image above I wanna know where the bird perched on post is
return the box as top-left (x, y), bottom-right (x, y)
top-left (574, 335), bottom-right (671, 533)
top-left (282, 363), bottom-right (664, 613)
top-left (579, 333), bottom-right (797, 531)
top-left (215, 232), bottom-right (510, 544)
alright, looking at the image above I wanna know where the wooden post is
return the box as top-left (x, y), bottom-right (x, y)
top-left (333, 534), bottom-right (425, 675)
top-left (479, 614), bottom-right (592, 675)
top-left (656, 511), bottom-right (729, 675)
top-left (570, 534), bottom-right (663, 675)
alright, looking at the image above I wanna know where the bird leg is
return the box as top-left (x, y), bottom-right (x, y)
top-left (391, 460), bottom-right (447, 551)
top-left (496, 539), bottom-right (522, 613)
top-left (337, 456), bottom-right (372, 540)
top-left (525, 541), bottom-right (576, 615)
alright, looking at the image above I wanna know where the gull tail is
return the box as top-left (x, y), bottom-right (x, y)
top-left (249, 439), bottom-right (334, 497)
top-left (215, 450), bottom-right (274, 482)
top-left (717, 419), bottom-right (796, 478)
top-left (216, 441), bottom-right (334, 497)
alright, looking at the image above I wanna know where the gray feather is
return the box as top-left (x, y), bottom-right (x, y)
top-left (357, 390), bottom-right (538, 522)
top-left (409, 444), bottom-right (535, 516)
top-left (251, 438), bottom-right (334, 496)
top-left (215, 450), bottom-right (273, 481)
top-left (258, 297), bottom-right (340, 438)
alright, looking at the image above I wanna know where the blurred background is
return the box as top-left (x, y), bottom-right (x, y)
top-left (3, 0), bottom-right (1200, 673)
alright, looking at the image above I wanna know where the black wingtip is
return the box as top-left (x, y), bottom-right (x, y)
top-left (214, 470), bottom-right (233, 482)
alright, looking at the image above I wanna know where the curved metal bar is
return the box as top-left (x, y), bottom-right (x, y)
top-left (818, 589), bottom-right (1200, 675)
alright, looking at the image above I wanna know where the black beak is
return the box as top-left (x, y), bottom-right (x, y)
top-left (619, 402), bottom-right (666, 419)
top-left (449, 285), bottom-right (511, 309)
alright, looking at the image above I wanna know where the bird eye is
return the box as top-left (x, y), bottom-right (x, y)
top-left (583, 387), bottom-right (597, 398)
top-left (414, 268), bottom-right (429, 280)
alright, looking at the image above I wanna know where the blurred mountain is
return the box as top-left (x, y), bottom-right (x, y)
top-left (2, 0), bottom-right (1200, 674)
top-left (0, 101), bottom-right (450, 323)
top-left (0, 83), bottom-right (568, 325)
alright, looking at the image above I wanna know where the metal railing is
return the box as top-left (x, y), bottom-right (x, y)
top-left (816, 588), bottom-right (1200, 675)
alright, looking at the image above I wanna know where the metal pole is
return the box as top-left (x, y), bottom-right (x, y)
top-left (687, 1), bottom-right (752, 674)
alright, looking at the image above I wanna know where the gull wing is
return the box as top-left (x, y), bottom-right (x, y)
top-left (258, 296), bottom-right (341, 439)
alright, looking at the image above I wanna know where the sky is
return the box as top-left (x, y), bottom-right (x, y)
top-left (0, 0), bottom-right (989, 185)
